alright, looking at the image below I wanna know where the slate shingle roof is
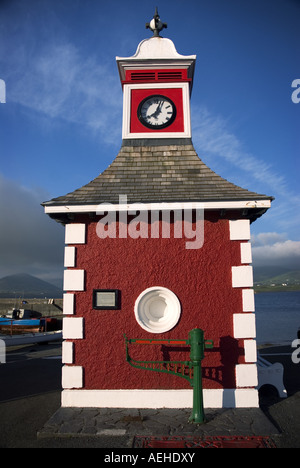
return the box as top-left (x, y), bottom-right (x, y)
top-left (43, 143), bottom-right (272, 207)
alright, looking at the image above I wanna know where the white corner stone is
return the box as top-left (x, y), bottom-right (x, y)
top-left (62, 341), bottom-right (74, 364)
top-left (62, 365), bottom-right (83, 389)
top-left (233, 313), bottom-right (256, 339)
top-left (235, 389), bottom-right (259, 408)
top-left (63, 317), bottom-right (84, 339)
top-left (229, 219), bottom-right (250, 240)
top-left (63, 269), bottom-right (85, 291)
top-left (232, 266), bottom-right (253, 288)
top-left (236, 364), bottom-right (258, 388)
top-left (64, 246), bottom-right (76, 267)
top-left (240, 242), bottom-right (252, 264)
top-left (65, 224), bottom-right (86, 244)
top-left (244, 339), bottom-right (257, 363)
top-left (242, 289), bottom-right (255, 312)
top-left (63, 293), bottom-right (75, 315)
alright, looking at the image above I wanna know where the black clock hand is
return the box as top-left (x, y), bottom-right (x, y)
top-left (148, 101), bottom-right (164, 119)
top-left (157, 101), bottom-right (163, 113)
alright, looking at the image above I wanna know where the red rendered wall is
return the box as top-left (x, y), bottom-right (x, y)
top-left (69, 213), bottom-right (245, 391)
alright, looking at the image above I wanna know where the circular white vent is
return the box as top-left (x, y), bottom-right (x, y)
top-left (134, 287), bottom-right (181, 333)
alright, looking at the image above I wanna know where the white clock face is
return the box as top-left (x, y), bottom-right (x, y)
top-left (138, 95), bottom-right (176, 129)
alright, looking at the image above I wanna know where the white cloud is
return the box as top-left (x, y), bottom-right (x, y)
top-left (8, 41), bottom-right (122, 144)
top-left (251, 232), bottom-right (287, 247)
top-left (0, 0), bottom-right (123, 146)
top-left (252, 233), bottom-right (300, 269)
top-left (191, 105), bottom-right (287, 194)
top-left (191, 104), bottom-right (300, 241)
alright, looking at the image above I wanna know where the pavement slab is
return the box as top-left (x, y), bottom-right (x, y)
top-left (37, 406), bottom-right (280, 441)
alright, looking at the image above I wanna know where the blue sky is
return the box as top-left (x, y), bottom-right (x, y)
top-left (0, 0), bottom-right (299, 283)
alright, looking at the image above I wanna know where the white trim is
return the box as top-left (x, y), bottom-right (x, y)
top-left (242, 289), bottom-right (255, 312)
top-left (61, 388), bottom-right (259, 408)
top-left (122, 82), bottom-right (191, 139)
top-left (240, 242), bottom-right (252, 264)
top-left (44, 199), bottom-right (271, 215)
top-left (116, 36), bottom-right (196, 63)
top-left (62, 341), bottom-right (74, 364)
top-left (236, 364), bottom-right (258, 388)
top-left (65, 224), bottom-right (86, 244)
top-left (233, 313), bottom-right (256, 339)
top-left (63, 269), bottom-right (85, 292)
top-left (63, 293), bottom-right (75, 315)
top-left (229, 219), bottom-right (251, 240)
top-left (62, 365), bottom-right (83, 389)
top-left (63, 317), bottom-right (84, 340)
top-left (64, 246), bottom-right (76, 267)
top-left (232, 266), bottom-right (253, 288)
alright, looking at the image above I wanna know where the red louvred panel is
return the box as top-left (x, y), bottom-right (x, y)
top-left (124, 69), bottom-right (189, 84)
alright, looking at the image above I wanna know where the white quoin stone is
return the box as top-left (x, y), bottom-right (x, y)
top-left (232, 266), bottom-right (253, 288)
top-left (240, 242), bottom-right (252, 264)
top-left (62, 365), bottom-right (83, 389)
top-left (63, 317), bottom-right (84, 340)
top-left (242, 289), bottom-right (255, 312)
top-left (233, 314), bottom-right (256, 339)
top-left (244, 339), bottom-right (257, 363)
top-left (64, 246), bottom-right (76, 267)
top-left (65, 224), bottom-right (86, 244)
top-left (62, 341), bottom-right (74, 364)
top-left (236, 364), bottom-right (258, 388)
top-left (63, 293), bottom-right (75, 315)
top-left (229, 219), bottom-right (250, 240)
top-left (63, 269), bottom-right (85, 291)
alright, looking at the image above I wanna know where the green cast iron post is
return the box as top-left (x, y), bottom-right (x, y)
top-left (188, 328), bottom-right (206, 423)
top-left (125, 327), bottom-right (213, 424)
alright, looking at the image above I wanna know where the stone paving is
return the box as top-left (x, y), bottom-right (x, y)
top-left (37, 406), bottom-right (279, 441)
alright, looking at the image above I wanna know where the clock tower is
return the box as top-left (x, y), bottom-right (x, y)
top-left (43, 10), bottom-right (273, 410)
top-left (117, 8), bottom-right (195, 140)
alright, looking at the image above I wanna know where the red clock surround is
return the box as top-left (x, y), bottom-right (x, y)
top-left (130, 87), bottom-right (184, 134)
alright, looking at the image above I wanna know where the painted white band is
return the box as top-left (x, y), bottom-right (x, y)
top-left (45, 199), bottom-right (271, 214)
top-left (61, 388), bottom-right (259, 408)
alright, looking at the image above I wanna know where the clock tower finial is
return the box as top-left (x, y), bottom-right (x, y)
top-left (146, 7), bottom-right (167, 37)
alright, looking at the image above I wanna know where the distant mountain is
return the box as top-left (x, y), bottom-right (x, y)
top-left (0, 273), bottom-right (62, 298)
top-left (253, 266), bottom-right (295, 283)
top-left (253, 267), bottom-right (300, 292)
top-left (254, 269), bottom-right (300, 286)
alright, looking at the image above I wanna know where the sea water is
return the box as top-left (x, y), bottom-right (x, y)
top-left (255, 290), bottom-right (300, 345)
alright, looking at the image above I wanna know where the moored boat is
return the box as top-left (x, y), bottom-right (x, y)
top-left (0, 308), bottom-right (59, 334)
